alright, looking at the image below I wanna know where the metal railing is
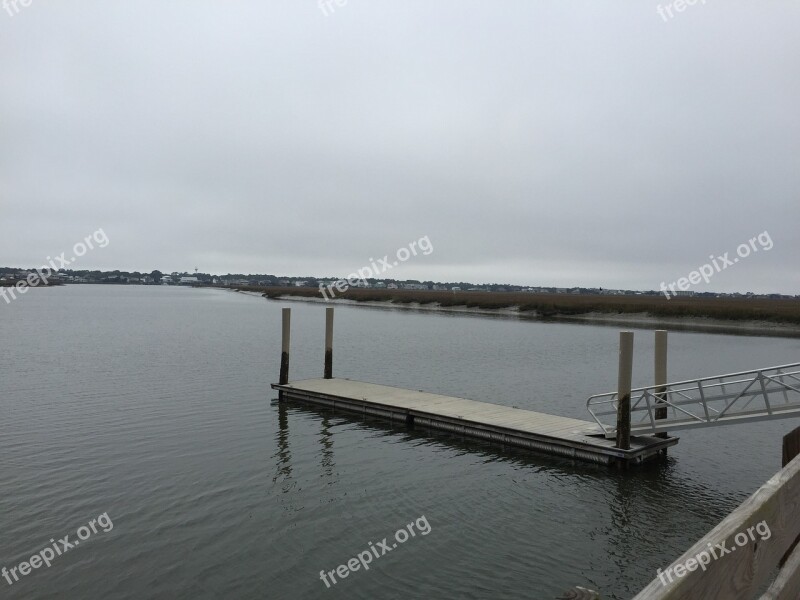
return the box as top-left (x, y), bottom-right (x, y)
top-left (586, 363), bottom-right (800, 437)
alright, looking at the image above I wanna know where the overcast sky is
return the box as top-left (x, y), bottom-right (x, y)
top-left (1, 1), bottom-right (798, 293)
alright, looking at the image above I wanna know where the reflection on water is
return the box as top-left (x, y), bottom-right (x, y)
top-left (272, 397), bottom-right (758, 598)
top-left (273, 400), bottom-right (295, 497)
top-left (319, 414), bottom-right (337, 486)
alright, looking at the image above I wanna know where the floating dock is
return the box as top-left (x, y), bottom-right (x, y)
top-left (271, 378), bottom-right (678, 465)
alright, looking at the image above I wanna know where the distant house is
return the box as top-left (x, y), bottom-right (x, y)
top-left (179, 276), bottom-right (200, 285)
top-left (387, 283), bottom-right (398, 289)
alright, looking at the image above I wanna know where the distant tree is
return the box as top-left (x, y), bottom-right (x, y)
top-left (151, 270), bottom-right (163, 283)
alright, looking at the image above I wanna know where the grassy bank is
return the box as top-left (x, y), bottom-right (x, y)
top-left (1, 281), bottom-right (62, 287)
top-left (230, 286), bottom-right (800, 325)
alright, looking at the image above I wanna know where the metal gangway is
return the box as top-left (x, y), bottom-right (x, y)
top-left (586, 363), bottom-right (800, 438)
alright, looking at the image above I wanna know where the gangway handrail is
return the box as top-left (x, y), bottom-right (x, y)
top-left (587, 362), bottom-right (800, 400)
top-left (586, 362), bottom-right (800, 436)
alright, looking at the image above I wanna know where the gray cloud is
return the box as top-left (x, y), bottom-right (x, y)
top-left (1, 1), bottom-right (798, 293)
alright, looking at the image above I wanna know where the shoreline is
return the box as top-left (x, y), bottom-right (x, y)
top-left (234, 290), bottom-right (800, 338)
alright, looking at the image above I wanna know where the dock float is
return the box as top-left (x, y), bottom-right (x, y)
top-left (271, 378), bottom-right (678, 465)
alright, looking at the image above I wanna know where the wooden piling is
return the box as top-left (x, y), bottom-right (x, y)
top-left (324, 307), bottom-right (334, 379)
top-left (781, 425), bottom-right (800, 568)
top-left (654, 330), bottom-right (668, 440)
top-left (615, 331), bottom-right (633, 450)
top-left (280, 308), bottom-right (291, 385)
top-left (783, 425), bottom-right (800, 467)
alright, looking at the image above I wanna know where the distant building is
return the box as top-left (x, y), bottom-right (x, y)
top-left (179, 276), bottom-right (200, 285)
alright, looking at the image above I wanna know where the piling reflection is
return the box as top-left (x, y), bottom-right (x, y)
top-left (273, 399), bottom-right (293, 492)
top-left (319, 413), bottom-right (335, 479)
top-left (279, 398), bottom-right (607, 477)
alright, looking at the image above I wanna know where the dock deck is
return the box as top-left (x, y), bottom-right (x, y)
top-left (272, 378), bottom-right (678, 465)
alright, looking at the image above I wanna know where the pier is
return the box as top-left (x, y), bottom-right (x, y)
top-left (272, 306), bottom-right (800, 468)
top-left (272, 377), bottom-right (677, 465)
top-left (271, 307), bottom-right (678, 466)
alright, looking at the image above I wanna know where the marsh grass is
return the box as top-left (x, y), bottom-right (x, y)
top-left (230, 286), bottom-right (800, 325)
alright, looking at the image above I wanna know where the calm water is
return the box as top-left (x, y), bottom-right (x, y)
top-left (2, 286), bottom-right (798, 599)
